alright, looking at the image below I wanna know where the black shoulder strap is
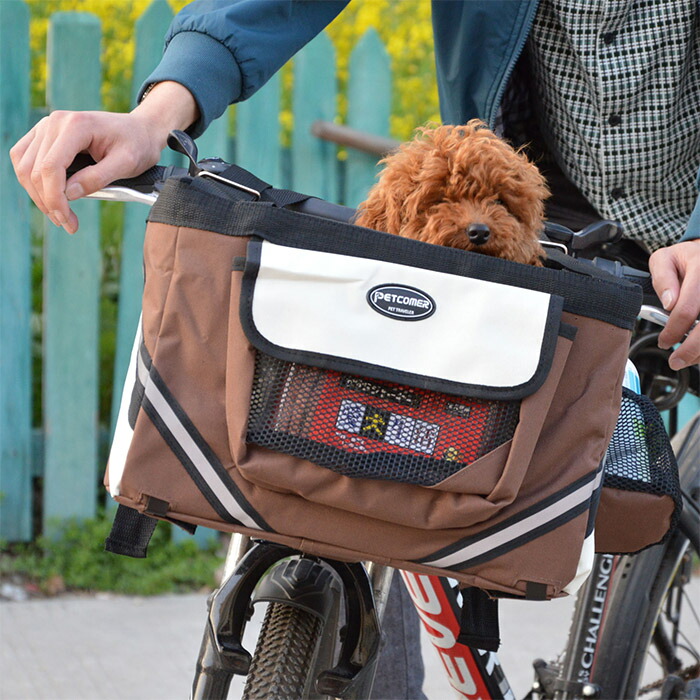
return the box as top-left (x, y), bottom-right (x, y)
top-left (217, 163), bottom-right (311, 208)
top-left (457, 587), bottom-right (501, 651)
top-left (545, 247), bottom-right (626, 282)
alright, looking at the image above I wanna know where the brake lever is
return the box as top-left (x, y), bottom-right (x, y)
top-left (542, 220), bottom-right (623, 255)
top-left (570, 220), bottom-right (623, 251)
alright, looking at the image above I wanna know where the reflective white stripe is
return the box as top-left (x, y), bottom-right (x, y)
top-left (424, 469), bottom-right (604, 569)
top-left (252, 241), bottom-right (553, 389)
top-left (135, 351), bottom-right (260, 529)
top-left (107, 323), bottom-right (142, 497)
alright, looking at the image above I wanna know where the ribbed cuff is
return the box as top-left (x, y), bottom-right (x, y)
top-left (138, 31), bottom-right (242, 138)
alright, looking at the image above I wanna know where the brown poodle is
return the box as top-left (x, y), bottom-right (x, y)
top-left (354, 120), bottom-right (549, 266)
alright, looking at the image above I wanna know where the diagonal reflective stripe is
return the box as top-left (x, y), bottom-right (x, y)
top-left (137, 349), bottom-right (260, 530)
top-left (423, 470), bottom-right (604, 569)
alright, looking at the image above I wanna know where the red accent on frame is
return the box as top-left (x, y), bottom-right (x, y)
top-left (400, 571), bottom-right (491, 699)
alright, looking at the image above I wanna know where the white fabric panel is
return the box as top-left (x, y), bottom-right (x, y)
top-left (563, 532), bottom-right (595, 594)
top-left (252, 242), bottom-right (553, 389)
top-left (107, 323), bottom-right (142, 497)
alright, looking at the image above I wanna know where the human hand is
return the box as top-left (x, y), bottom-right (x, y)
top-left (9, 81), bottom-right (198, 234)
top-left (649, 238), bottom-right (700, 370)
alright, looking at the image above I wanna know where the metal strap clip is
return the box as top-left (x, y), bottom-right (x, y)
top-left (196, 170), bottom-right (261, 200)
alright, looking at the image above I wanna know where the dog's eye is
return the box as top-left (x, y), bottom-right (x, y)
top-left (493, 198), bottom-right (505, 207)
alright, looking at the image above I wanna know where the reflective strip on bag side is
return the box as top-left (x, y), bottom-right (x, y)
top-left (136, 342), bottom-right (270, 532)
top-left (418, 469), bottom-right (604, 571)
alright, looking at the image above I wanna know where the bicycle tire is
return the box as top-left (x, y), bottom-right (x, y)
top-left (590, 416), bottom-right (700, 699)
top-left (242, 603), bottom-right (324, 700)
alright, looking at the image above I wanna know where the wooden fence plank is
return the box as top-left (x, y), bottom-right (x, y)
top-left (110, 0), bottom-right (175, 438)
top-left (235, 74), bottom-right (282, 186)
top-left (129, 0), bottom-right (172, 107)
top-left (0, 0), bottom-right (32, 542)
top-left (345, 29), bottom-right (391, 208)
top-left (43, 13), bottom-right (102, 534)
top-left (195, 112), bottom-right (231, 163)
top-left (291, 33), bottom-right (338, 201)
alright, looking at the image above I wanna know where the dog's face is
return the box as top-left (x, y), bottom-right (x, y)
top-left (355, 121), bottom-right (550, 266)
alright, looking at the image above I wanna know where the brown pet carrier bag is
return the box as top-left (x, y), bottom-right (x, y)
top-left (104, 165), bottom-right (679, 599)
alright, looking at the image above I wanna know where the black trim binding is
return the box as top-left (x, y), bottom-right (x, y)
top-left (559, 322), bottom-right (578, 342)
top-left (137, 342), bottom-right (272, 532)
top-left (128, 362), bottom-right (145, 430)
top-left (239, 239), bottom-right (566, 402)
top-left (416, 470), bottom-right (599, 571)
top-left (148, 176), bottom-right (641, 330)
top-left (585, 460), bottom-right (606, 538)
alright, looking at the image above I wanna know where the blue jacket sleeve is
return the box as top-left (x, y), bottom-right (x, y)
top-left (139, 0), bottom-right (349, 137)
top-left (680, 167), bottom-right (700, 241)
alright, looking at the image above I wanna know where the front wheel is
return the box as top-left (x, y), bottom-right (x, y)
top-left (590, 417), bottom-right (700, 699)
top-left (242, 603), bottom-right (324, 700)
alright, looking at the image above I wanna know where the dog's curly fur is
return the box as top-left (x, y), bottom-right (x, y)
top-left (354, 120), bottom-right (549, 266)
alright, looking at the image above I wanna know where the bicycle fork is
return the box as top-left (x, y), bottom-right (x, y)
top-left (191, 536), bottom-right (387, 699)
top-left (530, 553), bottom-right (617, 700)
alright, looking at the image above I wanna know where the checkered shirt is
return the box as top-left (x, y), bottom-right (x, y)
top-left (528, 0), bottom-right (700, 249)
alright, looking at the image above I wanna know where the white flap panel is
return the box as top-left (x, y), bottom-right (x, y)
top-left (248, 241), bottom-right (557, 391)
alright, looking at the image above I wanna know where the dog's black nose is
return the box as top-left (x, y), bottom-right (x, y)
top-left (467, 223), bottom-right (490, 245)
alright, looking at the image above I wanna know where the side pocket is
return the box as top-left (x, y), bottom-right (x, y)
top-left (226, 263), bottom-right (258, 466)
top-left (595, 388), bottom-right (682, 553)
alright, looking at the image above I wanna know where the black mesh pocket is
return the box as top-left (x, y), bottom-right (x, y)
top-left (246, 353), bottom-right (520, 486)
top-left (604, 387), bottom-right (682, 526)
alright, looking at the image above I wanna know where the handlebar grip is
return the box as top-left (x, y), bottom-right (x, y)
top-left (110, 165), bottom-right (171, 193)
top-left (66, 152), bottom-right (98, 178)
top-left (66, 154), bottom-right (179, 194)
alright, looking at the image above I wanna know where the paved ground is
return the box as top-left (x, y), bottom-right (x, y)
top-left (0, 588), bottom-right (577, 700)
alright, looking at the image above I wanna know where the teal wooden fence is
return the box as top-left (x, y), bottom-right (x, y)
top-left (0, 0), bottom-right (391, 543)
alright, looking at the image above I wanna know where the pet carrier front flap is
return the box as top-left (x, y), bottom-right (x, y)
top-left (239, 239), bottom-right (569, 401)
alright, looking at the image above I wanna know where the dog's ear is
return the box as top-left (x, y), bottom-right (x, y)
top-left (355, 183), bottom-right (406, 233)
top-left (354, 147), bottom-right (418, 234)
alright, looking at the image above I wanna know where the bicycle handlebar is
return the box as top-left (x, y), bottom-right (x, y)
top-left (72, 154), bottom-right (657, 275)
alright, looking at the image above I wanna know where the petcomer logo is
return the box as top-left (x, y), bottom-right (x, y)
top-left (367, 284), bottom-right (436, 321)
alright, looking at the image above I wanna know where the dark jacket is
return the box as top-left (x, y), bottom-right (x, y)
top-left (142, 0), bottom-right (699, 239)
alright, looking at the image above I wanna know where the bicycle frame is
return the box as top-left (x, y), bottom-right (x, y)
top-left (400, 572), bottom-right (515, 700)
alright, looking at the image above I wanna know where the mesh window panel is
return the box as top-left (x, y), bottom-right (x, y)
top-left (604, 388), bottom-right (681, 505)
top-left (247, 353), bottom-right (520, 486)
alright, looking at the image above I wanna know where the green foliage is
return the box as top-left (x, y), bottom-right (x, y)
top-left (0, 513), bottom-right (223, 595)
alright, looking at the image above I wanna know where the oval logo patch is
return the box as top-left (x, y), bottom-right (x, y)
top-left (367, 284), bottom-right (436, 321)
